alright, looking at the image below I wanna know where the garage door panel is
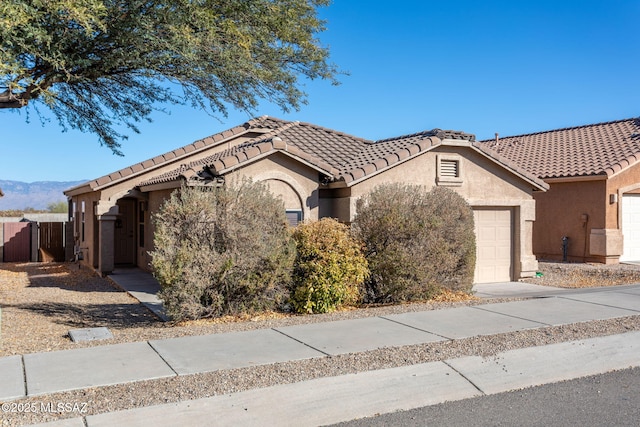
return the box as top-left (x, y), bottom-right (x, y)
top-left (496, 226), bottom-right (511, 241)
top-left (621, 194), bottom-right (640, 262)
top-left (474, 208), bottom-right (513, 284)
top-left (496, 246), bottom-right (511, 260)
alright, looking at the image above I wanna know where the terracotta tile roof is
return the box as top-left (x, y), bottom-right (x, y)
top-left (139, 120), bottom-right (367, 186)
top-left (139, 119), bottom-right (546, 190)
top-left (478, 118), bottom-right (640, 179)
top-left (64, 116), bottom-right (288, 194)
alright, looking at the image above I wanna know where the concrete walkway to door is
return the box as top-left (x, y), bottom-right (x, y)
top-left (108, 268), bottom-right (168, 321)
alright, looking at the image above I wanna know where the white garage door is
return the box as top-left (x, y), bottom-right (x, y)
top-left (474, 208), bottom-right (513, 283)
top-left (621, 194), bottom-right (640, 262)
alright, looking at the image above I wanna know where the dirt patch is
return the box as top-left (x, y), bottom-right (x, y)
top-left (0, 263), bottom-right (160, 356)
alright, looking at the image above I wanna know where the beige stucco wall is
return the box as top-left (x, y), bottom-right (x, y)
top-left (224, 152), bottom-right (321, 222)
top-left (349, 146), bottom-right (533, 202)
top-left (533, 180), bottom-right (607, 263)
top-left (342, 145), bottom-right (539, 280)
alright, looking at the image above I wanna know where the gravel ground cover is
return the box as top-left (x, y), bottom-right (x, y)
top-left (527, 260), bottom-right (640, 288)
top-left (1, 260), bottom-right (640, 426)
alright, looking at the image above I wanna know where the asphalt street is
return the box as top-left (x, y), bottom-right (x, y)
top-left (331, 366), bottom-right (640, 427)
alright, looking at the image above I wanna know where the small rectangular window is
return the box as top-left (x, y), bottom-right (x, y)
top-left (286, 210), bottom-right (303, 226)
top-left (72, 201), bottom-right (78, 234)
top-left (81, 201), bottom-right (85, 242)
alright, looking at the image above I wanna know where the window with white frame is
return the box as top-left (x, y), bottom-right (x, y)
top-left (81, 201), bottom-right (85, 241)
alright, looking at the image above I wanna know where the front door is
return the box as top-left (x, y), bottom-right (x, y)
top-left (114, 199), bottom-right (136, 265)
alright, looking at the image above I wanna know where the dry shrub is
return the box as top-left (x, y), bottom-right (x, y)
top-left (352, 184), bottom-right (476, 304)
top-left (151, 180), bottom-right (295, 321)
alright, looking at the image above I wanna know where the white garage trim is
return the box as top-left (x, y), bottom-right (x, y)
top-left (473, 208), bottom-right (513, 284)
top-left (621, 194), bottom-right (640, 262)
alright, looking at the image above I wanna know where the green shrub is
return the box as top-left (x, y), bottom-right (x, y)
top-left (290, 218), bottom-right (369, 313)
top-left (151, 180), bottom-right (295, 321)
top-left (352, 184), bottom-right (476, 303)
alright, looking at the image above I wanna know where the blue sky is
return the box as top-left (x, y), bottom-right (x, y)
top-left (1, 0), bottom-right (639, 182)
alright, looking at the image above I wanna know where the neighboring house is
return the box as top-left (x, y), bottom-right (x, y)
top-left (479, 118), bottom-right (640, 264)
top-left (64, 116), bottom-right (547, 283)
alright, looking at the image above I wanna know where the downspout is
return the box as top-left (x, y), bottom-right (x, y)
top-left (581, 213), bottom-right (589, 261)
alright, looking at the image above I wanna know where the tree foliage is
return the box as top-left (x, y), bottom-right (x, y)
top-left (290, 218), bottom-right (368, 314)
top-left (352, 184), bottom-right (476, 304)
top-left (0, 0), bottom-right (338, 154)
top-left (47, 201), bottom-right (68, 213)
top-left (151, 180), bottom-right (295, 321)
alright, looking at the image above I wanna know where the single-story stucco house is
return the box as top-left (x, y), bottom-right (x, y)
top-left (479, 117), bottom-right (640, 264)
top-left (64, 116), bottom-right (548, 283)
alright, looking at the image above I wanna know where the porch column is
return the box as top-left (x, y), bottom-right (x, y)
top-left (96, 201), bottom-right (119, 275)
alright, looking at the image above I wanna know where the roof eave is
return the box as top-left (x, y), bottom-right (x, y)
top-left (543, 174), bottom-right (608, 183)
top-left (92, 129), bottom-right (258, 192)
top-left (64, 183), bottom-right (94, 197)
top-left (138, 179), bottom-right (184, 193)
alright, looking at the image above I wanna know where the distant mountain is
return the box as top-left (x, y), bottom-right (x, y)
top-left (0, 180), bottom-right (86, 210)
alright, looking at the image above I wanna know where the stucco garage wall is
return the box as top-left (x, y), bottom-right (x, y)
top-left (349, 147), bottom-right (533, 203)
top-left (533, 180), bottom-right (606, 262)
top-left (345, 146), bottom-right (539, 281)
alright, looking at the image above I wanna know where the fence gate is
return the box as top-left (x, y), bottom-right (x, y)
top-left (39, 222), bottom-right (65, 262)
top-left (2, 222), bottom-right (31, 262)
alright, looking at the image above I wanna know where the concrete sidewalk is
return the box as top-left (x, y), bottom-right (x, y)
top-left (39, 332), bottom-right (640, 427)
top-left (1, 284), bottom-right (638, 426)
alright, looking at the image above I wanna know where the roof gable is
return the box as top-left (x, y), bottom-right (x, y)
top-left (478, 118), bottom-right (640, 179)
